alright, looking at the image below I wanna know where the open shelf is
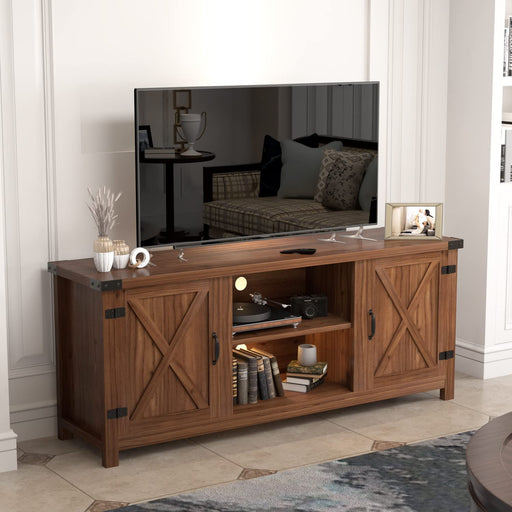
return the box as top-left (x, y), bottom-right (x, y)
top-left (233, 381), bottom-right (352, 414)
top-left (231, 313), bottom-right (351, 345)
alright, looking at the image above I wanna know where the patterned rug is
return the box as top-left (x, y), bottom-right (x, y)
top-left (113, 431), bottom-right (472, 512)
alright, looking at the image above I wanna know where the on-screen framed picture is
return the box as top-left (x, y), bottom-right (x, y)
top-left (385, 203), bottom-right (443, 240)
top-left (138, 125), bottom-right (153, 152)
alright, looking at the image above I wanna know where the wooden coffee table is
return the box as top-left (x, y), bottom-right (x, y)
top-left (466, 412), bottom-right (512, 511)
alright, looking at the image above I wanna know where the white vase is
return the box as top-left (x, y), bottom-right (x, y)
top-left (93, 236), bottom-right (114, 272)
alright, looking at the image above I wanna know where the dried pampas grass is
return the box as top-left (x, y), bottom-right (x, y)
top-left (87, 186), bottom-right (122, 236)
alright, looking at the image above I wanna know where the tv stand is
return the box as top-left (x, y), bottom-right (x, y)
top-left (49, 228), bottom-right (462, 467)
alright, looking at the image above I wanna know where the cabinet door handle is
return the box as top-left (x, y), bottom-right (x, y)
top-left (212, 332), bottom-right (220, 366)
top-left (368, 309), bottom-right (376, 340)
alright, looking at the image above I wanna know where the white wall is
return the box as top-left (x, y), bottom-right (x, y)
top-left (0, 0), bottom-right (19, 472)
top-left (447, 0), bottom-right (512, 379)
top-left (0, 0), bottom-right (454, 470)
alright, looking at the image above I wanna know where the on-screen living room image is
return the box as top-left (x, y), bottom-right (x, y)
top-left (135, 83), bottom-right (379, 248)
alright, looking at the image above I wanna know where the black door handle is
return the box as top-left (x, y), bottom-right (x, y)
top-left (368, 309), bottom-right (376, 340)
top-left (212, 332), bottom-right (220, 365)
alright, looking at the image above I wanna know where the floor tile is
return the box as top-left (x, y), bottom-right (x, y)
top-left (0, 463), bottom-right (92, 512)
top-left (18, 436), bottom-right (87, 457)
top-left (46, 439), bottom-right (242, 504)
top-left (194, 415), bottom-right (373, 471)
top-left (445, 373), bottom-right (512, 417)
top-left (323, 392), bottom-right (489, 443)
top-left (86, 500), bottom-right (129, 511)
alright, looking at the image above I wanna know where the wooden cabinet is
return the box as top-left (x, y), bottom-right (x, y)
top-left (114, 279), bottom-right (232, 447)
top-left (366, 253), bottom-right (442, 388)
top-left (50, 229), bottom-right (461, 467)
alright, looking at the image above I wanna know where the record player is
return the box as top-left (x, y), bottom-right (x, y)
top-left (232, 292), bottom-right (302, 335)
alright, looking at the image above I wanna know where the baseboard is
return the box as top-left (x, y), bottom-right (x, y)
top-left (455, 339), bottom-right (512, 379)
top-left (10, 400), bottom-right (57, 442)
top-left (0, 429), bottom-right (18, 473)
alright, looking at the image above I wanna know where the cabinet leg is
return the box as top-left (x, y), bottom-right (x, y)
top-left (102, 445), bottom-right (120, 468)
top-left (440, 384), bottom-right (454, 401)
top-left (440, 359), bottom-right (455, 400)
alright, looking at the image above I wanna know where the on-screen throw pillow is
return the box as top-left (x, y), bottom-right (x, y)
top-left (259, 133), bottom-right (321, 197)
top-left (278, 139), bottom-right (343, 199)
top-left (358, 156), bottom-right (378, 211)
top-left (314, 148), bottom-right (375, 204)
top-left (320, 149), bottom-right (374, 211)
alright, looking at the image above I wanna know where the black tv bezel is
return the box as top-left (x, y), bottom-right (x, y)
top-left (134, 81), bottom-right (379, 249)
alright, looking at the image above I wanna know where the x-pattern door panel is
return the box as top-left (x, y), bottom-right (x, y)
top-left (370, 254), bottom-right (440, 387)
top-left (121, 282), bottom-right (211, 428)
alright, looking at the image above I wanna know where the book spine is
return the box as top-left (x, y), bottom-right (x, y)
top-left (286, 374), bottom-right (325, 385)
top-left (506, 128), bottom-right (512, 183)
top-left (237, 361), bottom-right (248, 405)
top-left (261, 356), bottom-right (276, 399)
top-left (501, 128), bottom-right (506, 183)
top-left (508, 16), bottom-right (512, 76)
top-left (283, 375), bottom-right (326, 393)
top-left (232, 358), bottom-right (238, 405)
top-left (282, 381), bottom-right (307, 393)
top-left (255, 357), bottom-right (269, 400)
top-left (247, 358), bottom-right (258, 404)
top-left (270, 356), bottom-right (284, 396)
top-left (505, 26), bottom-right (510, 77)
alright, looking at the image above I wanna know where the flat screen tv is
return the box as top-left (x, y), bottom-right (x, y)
top-left (134, 82), bottom-right (379, 248)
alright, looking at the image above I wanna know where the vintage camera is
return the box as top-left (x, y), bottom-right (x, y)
top-left (290, 294), bottom-right (328, 319)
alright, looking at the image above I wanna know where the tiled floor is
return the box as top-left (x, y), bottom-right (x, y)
top-left (3, 372), bottom-right (512, 512)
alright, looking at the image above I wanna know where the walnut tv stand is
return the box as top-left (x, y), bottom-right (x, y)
top-left (48, 228), bottom-right (462, 467)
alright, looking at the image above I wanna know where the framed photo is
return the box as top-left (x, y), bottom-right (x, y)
top-left (138, 125), bottom-right (153, 152)
top-left (385, 203), bottom-right (443, 240)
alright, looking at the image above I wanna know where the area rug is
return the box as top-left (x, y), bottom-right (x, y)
top-left (113, 431), bottom-right (472, 512)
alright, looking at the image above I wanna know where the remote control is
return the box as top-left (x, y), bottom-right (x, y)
top-left (280, 248), bottom-right (317, 255)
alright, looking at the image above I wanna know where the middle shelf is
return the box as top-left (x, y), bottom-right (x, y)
top-left (231, 313), bottom-right (351, 345)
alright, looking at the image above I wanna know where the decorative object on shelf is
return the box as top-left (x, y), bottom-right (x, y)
top-left (175, 112), bottom-right (207, 156)
top-left (129, 247), bottom-right (151, 268)
top-left (297, 344), bottom-right (317, 367)
top-left (286, 359), bottom-right (328, 375)
top-left (87, 186), bottom-right (122, 272)
top-left (290, 294), bottom-right (328, 319)
top-left (92, 236), bottom-right (114, 272)
top-left (113, 240), bottom-right (130, 269)
top-left (385, 203), bottom-right (443, 240)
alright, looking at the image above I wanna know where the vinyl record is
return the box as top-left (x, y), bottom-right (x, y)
top-left (233, 302), bottom-right (271, 323)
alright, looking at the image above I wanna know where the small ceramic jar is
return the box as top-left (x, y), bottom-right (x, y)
top-left (112, 240), bottom-right (130, 269)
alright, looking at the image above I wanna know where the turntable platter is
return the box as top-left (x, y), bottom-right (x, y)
top-left (233, 302), bottom-right (271, 323)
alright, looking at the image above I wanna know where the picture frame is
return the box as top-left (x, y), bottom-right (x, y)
top-left (138, 125), bottom-right (153, 152)
top-left (385, 203), bottom-right (443, 240)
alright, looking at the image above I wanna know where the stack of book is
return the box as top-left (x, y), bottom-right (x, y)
top-left (232, 347), bottom-right (284, 405)
top-left (282, 360), bottom-right (328, 393)
top-left (143, 147), bottom-right (176, 158)
top-left (505, 17), bottom-right (512, 77)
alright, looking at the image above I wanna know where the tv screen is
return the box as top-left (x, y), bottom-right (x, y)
top-left (134, 82), bottom-right (379, 248)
